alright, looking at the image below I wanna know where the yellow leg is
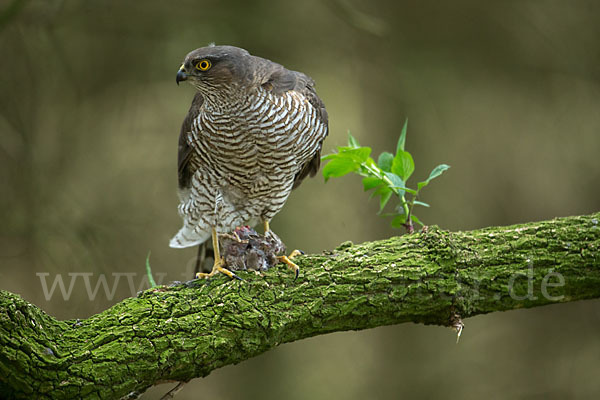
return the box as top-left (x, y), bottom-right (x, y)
top-left (196, 227), bottom-right (242, 280)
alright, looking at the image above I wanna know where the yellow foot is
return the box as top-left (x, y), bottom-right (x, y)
top-left (196, 257), bottom-right (242, 281)
top-left (278, 249), bottom-right (304, 279)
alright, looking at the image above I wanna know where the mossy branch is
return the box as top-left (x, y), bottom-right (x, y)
top-left (1, 213), bottom-right (599, 399)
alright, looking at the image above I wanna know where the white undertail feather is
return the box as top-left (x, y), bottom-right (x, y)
top-left (169, 226), bottom-right (210, 248)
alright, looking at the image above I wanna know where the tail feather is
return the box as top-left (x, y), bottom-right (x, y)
top-left (169, 226), bottom-right (210, 249)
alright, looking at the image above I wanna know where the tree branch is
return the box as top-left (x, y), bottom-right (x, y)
top-left (1, 213), bottom-right (599, 399)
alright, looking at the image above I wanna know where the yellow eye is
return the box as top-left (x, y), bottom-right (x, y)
top-left (195, 59), bottom-right (211, 71)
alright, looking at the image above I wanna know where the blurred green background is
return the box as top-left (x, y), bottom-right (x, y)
top-left (1, 0), bottom-right (599, 398)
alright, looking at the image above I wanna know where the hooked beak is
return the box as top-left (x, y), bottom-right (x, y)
top-left (176, 64), bottom-right (187, 85)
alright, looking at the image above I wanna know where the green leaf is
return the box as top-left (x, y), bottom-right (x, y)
top-left (348, 132), bottom-right (360, 148)
top-left (370, 185), bottom-right (389, 200)
top-left (426, 164), bottom-right (450, 181)
top-left (146, 251), bottom-right (157, 288)
top-left (372, 185), bottom-right (391, 197)
top-left (322, 157), bottom-right (359, 181)
top-left (383, 172), bottom-right (405, 195)
top-left (391, 214), bottom-right (407, 228)
top-left (391, 150), bottom-right (415, 181)
top-left (411, 214), bottom-right (423, 226)
top-left (339, 146), bottom-right (372, 163)
top-left (323, 146), bottom-right (372, 181)
top-left (362, 177), bottom-right (384, 191)
top-left (396, 119), bottom-right (408, 153)
top-left (395, 204), bottom-right (407, 214)
top-left (371, 185), bottom-right (392, 211)
top-left (377, 152), bottom-right (394, 172)
top-left (417, 164), bottom-right (450, 189)
top-left (321, 153), bottom-right (338, 161)
top-left (413, 200), bottom-right (430, 207)
top-left (379, 189), bottom-right (393, 211)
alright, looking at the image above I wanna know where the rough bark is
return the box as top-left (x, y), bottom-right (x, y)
top-left (1, 213), bottom-right (599, 399)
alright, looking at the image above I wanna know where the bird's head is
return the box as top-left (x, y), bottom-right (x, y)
top-left (176, 45), bottom-right (251, 94)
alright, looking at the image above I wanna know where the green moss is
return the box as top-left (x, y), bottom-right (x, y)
top-left (1, 213), bottom-right (600, 398)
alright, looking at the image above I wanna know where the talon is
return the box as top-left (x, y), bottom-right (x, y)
top-left (288, 249), bottom-right (303, 259)
top-left (196, 257), bottom-right (240, 280)
top-left (278, 254), bottom-right (300, 278)
top-left (232, 272), bottom-right (243, 281)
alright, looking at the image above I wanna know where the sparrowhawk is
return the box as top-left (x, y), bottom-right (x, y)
top-left (170, 45), bottom-right (328, 279)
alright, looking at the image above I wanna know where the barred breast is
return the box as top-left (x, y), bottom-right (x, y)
top-left (169, 86), bottom-right (327, 248)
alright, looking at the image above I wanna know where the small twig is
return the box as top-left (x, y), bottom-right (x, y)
top-left (403, 200), bottom-right (415, 234)
top-left (160, 381), bottom-right (187, 400)
top-left (403, 220), bottom-right (415, 234)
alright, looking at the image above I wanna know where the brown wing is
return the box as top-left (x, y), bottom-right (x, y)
top-left (259, 63), bottom-right (329, 190)
top-left (291, 77), bottom-right (328, 189)
top-left (178, 93), bottom-right (204, 189)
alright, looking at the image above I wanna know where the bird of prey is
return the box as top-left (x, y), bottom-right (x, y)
top-left (170, 45), bottom-right (328, 279)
